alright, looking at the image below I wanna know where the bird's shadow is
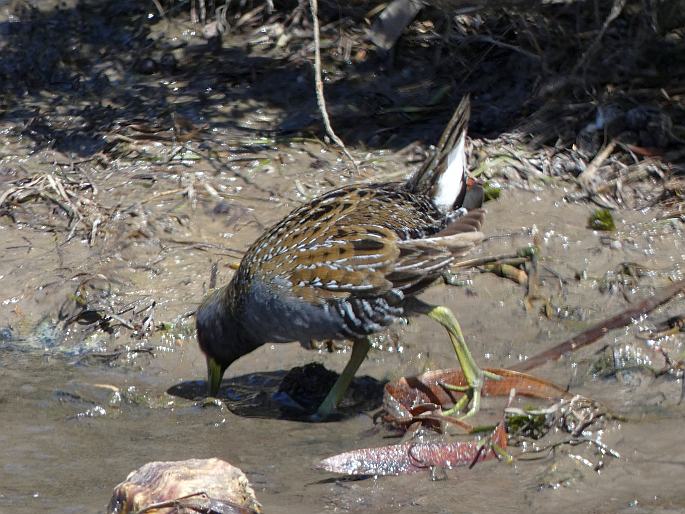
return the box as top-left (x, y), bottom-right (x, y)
top-left (167, 363), bottom-right (384, 422)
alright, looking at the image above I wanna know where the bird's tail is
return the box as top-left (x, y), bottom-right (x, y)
top-left (406, 95), bottom-right (470, 213)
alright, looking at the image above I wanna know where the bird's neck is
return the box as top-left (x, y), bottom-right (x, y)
top-left (196, 283), bottom-right (261, 364)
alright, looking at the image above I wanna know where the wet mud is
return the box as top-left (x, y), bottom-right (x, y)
top-left (1, 1), bottom-right (684, 513)
top-left (3, 176), bottom-right (683, 512)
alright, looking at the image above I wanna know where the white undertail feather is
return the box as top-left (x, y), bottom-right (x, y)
top-left (431, 130), bottom-right (466, 213)
top-left (406, 95), bottom-right (471, 212)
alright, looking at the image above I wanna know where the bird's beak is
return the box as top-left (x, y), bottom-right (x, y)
top-left (206, 356), bottom-right (226, 397)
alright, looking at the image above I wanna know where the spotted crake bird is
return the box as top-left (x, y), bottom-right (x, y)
top-left (196, 95), bottom-right (497, 419)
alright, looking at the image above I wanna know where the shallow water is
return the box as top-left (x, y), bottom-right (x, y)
top-left (2, 156), bottom-right (684, 512)
top-left (1, 1), bottom-right (684, 512)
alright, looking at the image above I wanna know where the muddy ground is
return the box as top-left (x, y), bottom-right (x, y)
top-left (0, 1), bottom-right (684, 513)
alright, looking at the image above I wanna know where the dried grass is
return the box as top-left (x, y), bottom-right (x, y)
top-left (0, 170), bottom-right (111, 244)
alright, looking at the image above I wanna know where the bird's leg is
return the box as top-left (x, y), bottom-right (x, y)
top-left (313, 337), bottom-right (371, 420)
top-left (412, 300), bottom-right (499, 419)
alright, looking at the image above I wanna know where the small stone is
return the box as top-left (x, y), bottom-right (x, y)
top-left (107, 458), bottom-right (261, 514)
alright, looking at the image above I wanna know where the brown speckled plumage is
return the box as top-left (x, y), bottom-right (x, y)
top-left (197, 96), bottom-right (487, 413)
top-left (233, 183), bottom-right (481, 304)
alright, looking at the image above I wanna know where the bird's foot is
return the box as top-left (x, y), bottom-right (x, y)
top-left (199, 396), bottom-right (225, 409)
top-left (440, 369), bottom-right (502, 420)
top-left (423, 304), bottom-right (501, 419)
top-left (469, 422), bottom-right (513, 467)
top-left (308, 398), bottom-right (343, 422)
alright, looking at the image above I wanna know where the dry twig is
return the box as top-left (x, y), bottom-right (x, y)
top-left (308, 0), bottom-right (358, 172)
top-left (572, 0), bottom-right (627, 74)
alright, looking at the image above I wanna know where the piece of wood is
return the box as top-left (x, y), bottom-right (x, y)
top-left (367, 0), bottom-right (593, 52)
top-left (368, 0), bottom-right (424, 51)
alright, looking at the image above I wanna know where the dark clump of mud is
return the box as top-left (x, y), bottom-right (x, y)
top-left (0, 0), bottom-right (684, 513)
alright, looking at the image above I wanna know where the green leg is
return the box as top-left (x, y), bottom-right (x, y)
top-left (314, 338), bottom-right (371, 420)
top-left (425, 305), bottom-right (500, 419)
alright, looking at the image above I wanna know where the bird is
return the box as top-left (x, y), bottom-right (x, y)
top-left (196, 95), bottom-right (498, 419)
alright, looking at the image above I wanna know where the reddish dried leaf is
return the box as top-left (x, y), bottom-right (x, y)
top-left (383, 367), bottom-right (571, 428)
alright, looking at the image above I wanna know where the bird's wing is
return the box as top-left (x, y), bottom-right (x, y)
top-left (387, 209), bottom-right (484, 292)
top-left (250, 183), bottom-right (484, 305)
top-left (284, 222), bottom-right (400, 304)
top-left (272, 209), bottom-right (484, 304)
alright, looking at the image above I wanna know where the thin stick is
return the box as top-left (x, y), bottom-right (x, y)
top-left (308, 0), bottom-right (358, 172)
top-left (572, 0), bottom-right (626, 74)
top-left (577, 138), bottom-right (618, 194)
top-left (452, 252), bottom-right (526, 269)
top-left (513, 279), bottom-right (685, 372)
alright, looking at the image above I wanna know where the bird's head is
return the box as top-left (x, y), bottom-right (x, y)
top-left (195, 286), bottom-right (250, 396)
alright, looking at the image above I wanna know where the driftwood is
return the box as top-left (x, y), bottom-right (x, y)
top-left (369, 0), bottom-right (583, 51)
top-left (368, 0), bottom-right (423, 50)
